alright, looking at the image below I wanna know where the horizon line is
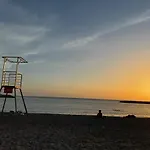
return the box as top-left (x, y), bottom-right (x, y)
top-left (21, 95), bottom-right (150, 102)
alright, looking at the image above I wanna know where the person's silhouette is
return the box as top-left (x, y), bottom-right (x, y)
top-left (97, 110), bottom-right (102, 118)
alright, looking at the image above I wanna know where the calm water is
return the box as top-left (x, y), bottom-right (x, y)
top-left (0, 96), bottom-right (150, 118)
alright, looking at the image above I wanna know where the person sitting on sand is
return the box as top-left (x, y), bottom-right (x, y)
top-left (97, 110), bottom-right (102, 118)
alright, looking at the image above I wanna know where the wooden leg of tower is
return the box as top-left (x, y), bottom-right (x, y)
top-left (20, 89), bottom-right (28, 114)
top-left (1, 93), bottom-right (7, 114)
top-left (0, 86), bottom-right (2, 93)
top-left (14, 88), bottom-right (17, 113)
top-left (0, 87), bottom-right (3, 96)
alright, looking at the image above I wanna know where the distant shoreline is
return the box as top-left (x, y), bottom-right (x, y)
top-left (2, 94), bottom-right (150, 104)
top-left (24, 96), bottom-right (104, 101)
top-left (23, 95), bottom-right (150, 102)
top-left (120, 100), bottom-right (150, 104)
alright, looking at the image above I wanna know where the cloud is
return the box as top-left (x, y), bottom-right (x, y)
top-left (63, 9), bottom-right (150, 49)
top-left (0, 1), bottom-right (63, 65)
top-left (0, 23), bottom-right (49, 56)
top-left (25, 48), bottom-right (90, 64)
top-left (0, 1), bottom-right (100, 66)
top-left (0, 1), bottom-right (51, 63)
top-left (0, 0), bottom-right (39, 25)
top-left (1, 1), bottom-right (150, 68)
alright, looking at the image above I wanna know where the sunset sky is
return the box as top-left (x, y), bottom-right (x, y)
top-left (0, 0), bottom-right (150, 100)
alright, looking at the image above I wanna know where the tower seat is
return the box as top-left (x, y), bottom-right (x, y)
top-left (4, 86), bottom-right (13, 93)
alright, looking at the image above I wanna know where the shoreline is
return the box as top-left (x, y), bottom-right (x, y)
top-left (1, 112), bottom-right (150, 119)
top-left (120, 100), bottom-right (150, 104)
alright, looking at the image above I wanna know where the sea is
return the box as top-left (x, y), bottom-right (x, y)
top-left (0, 96), bottom-right (150, 118)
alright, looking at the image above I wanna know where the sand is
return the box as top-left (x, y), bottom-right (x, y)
top-left (0, 113), bottom-right (150, 150)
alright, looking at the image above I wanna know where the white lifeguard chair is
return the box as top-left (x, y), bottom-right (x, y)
top-left (0, 56), bottom-right (28, 114)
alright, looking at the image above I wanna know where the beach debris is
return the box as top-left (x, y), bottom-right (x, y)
top-left (9, 110), bottom-right (15, 115)
top-left (113, 109), bottom-right (121, 112)
top-left (124, 114), bottom-right (136, 118)
top-left (17, 111), bottom-right (24, 115)
top-left (9, 110), bottom-right (24, 116)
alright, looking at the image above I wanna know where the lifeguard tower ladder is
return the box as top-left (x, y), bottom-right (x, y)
top-left (0, 56), bottom-right (28, 114)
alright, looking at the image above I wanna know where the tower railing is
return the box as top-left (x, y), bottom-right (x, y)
top-left (1, 71), bottom-right (23, 89)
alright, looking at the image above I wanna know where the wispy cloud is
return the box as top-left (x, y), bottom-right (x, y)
top-left (0, 23), bottom-right (49, 55)
top-left (1, 1), bottom-right (150, 68)
top-left (0, 0), bottom-right (39, 25)
top-left (0, 0), bottom-right (51, 57)
top-left (0, 0), bottom-right (51, 63)
top-left (63, 9), bottom-right (150, 49)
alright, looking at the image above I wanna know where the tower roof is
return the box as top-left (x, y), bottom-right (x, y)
top-left (2, 56), bottom-right (28, 63)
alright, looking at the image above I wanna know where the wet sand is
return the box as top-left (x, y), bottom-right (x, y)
top-left (0, 113), bottom-right (150, 150)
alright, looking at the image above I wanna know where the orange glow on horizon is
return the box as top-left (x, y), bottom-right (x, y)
top-left (23, 49), bottom-right (150, 101)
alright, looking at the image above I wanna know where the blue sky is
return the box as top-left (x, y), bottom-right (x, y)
top-left (1, 0), bottom-right (150, 99)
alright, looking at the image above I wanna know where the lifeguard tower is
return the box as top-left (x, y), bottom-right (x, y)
top-left (0, 56), bottom-right (28, 114)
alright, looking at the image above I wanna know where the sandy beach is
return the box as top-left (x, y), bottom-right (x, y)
top-left (0, 114), bottom-right (150, 150)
